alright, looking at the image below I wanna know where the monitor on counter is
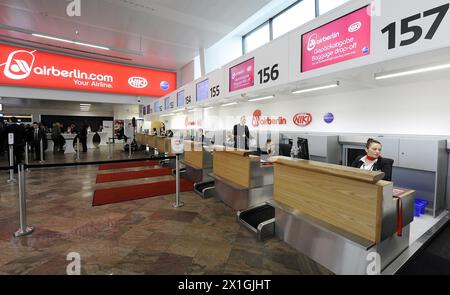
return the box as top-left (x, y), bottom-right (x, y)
top-left (279, 142), bottom-right (292, 157)
top-left (296, 137), bottom-right (310, 160)
top-left (345, 146), bottom-right (366, 166)
top-left (196, 79), bottom-right (209, 102)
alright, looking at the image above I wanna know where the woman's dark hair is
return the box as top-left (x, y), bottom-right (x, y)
top-left (366, 138), bottom-right (382, 149)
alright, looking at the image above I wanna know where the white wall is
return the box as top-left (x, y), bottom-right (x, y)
top-left (204, 35), bottom-right (242, 74)
top-left (163, 77), bottom-right (450, 136)
top-left (114, 104), bottom-right (140, 120)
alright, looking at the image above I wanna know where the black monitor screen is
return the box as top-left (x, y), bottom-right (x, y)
top-left (297, 137), bottom-right (310, 160)
top-left (346, 148), bottom-right (366, 166)
top-left (279, 143), bottom-right (292, 157)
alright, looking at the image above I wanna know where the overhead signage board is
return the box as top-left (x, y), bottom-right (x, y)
top-left (196, 79), bottom-right (209, 102)
top-left (229, 58), bottom-right (255, 92)
top-left (0, 43), bottom-right (176, 97)
top-left (301, 5), bottom-right (371, 72)
top-left (177, 90), bottom-right (185, 107)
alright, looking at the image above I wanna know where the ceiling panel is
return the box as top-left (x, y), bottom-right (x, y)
top-left (0, 0), bottom-right (270, 70)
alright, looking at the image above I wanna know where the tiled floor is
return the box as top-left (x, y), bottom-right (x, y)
top-left (0, 147), bottom-right (332, 275)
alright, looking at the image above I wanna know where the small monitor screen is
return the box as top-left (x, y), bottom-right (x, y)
top-left (154, 101), bottom-right (160, 113)
top-left (164, 97), bottom-right (170, 110)
top-left (229, 58), bottom-right (255, 92)
top-left (177, 90), bottom-right (185, 107)
top-left (296, 137), bottom-right (310, 160)
top-left (279, 143), bottom-right (292, 157)
top-left (196, 79), bottom-right (209, 102)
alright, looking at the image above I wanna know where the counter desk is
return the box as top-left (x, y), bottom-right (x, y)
top-left (210, 146), bottom-right (274, 211)
top-left (270, 156), bottom-right (414, 274)
top-left (181, 140), bottom-right (213, 182)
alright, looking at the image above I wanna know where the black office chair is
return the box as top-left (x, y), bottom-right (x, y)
top-left (381, 157), bottom-right (394, 181)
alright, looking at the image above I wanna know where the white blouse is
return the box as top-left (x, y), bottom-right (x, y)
top-left (359, 155), bottom-right (378, 171)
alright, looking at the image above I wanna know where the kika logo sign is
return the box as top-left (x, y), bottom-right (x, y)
top-left (293, 113), bottom-right (312, 127)
top-left (252, 109), bottom-right (287, 127)
top-left (0, 44), bottom-right (176, 96)
top-left (128, 76), bottom-right (148, 89)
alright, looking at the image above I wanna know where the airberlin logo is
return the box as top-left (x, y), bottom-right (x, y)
top-left (293, 113), bottom-right (312, 127)
top-left (252, 109), bottom-right (287, 127)
top-left (1, 49), bottom-right (36, 80)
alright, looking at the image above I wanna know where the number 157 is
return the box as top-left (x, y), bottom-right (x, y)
top-left (381, 3), bottom-right (449, 50)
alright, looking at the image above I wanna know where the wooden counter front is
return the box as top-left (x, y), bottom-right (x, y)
top-left (213, 148), bottom-right (258, 188)
top-left (273, 156), bottom-right (386, 243)
top-left (148, 135), bottom-right (156, 148)
top-left (183, 140), bottom-right (204, 169)
top-left (136, 133), bottom-right (147, 145)
top-left (156, 136), bottom-right (171, 154)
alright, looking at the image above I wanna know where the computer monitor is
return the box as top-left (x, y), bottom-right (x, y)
top-left (296, 137), bottom-right (310, 160)
top-left (279, 143), bottom-right (292, 157)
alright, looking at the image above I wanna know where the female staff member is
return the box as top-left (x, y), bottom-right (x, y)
top-left (351, 138), bottom-right (393, 181)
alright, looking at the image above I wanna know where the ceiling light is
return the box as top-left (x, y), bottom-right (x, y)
top-left (248, 95), bottom-right (274, 102)
top-left (32, 33), bottom-right (110, 50)
top-left (221, 102), bottom-right (238, 107)
top-left (204, 106), bottom-right (214, 110)
top-left (160, 114), bottom-right (173, 117)
top-left (0, 104), bottom-right (2, 111)
top-left (80, 104), bottom-right (91, 106)
top-left (292, 82), bottom-right (339, 94)
top-left (374, 63), bottom-right (450, 80)
top-left (32, 33), bottom-right (73, 44)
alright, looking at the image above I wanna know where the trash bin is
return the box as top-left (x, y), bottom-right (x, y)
top-left (414, 198), bottom-right (428, 217)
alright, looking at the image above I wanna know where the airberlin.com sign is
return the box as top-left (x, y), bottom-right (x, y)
top-left (0, 44), bottom-right (176, 96)
top-left (301, 6), bottom-right (371, 72)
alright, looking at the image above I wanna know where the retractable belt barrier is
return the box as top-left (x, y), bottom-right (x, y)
top-left (3, 155), bottom-right (180, 238)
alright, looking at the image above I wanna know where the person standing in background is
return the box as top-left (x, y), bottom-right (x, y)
top-left (233, 115), bottom-right (250, 150)
top-left (31, 122), bottom-right (46, 161)
top-left (80, 123), bottom-right (88, 152)
top-left (0, 121), bottom-right (5, 157)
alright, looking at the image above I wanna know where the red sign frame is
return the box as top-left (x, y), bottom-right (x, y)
top-left (0, 44), bottom-right (176, 97)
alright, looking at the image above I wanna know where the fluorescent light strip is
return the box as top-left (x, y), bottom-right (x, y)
top-left (32, 33), bottom-right (110, 50)
top-left (221, 102), bottom-right (238, 107)
top-left (188, 109), bottom-right (196, 113)
top-left (292, 82), bottom-right (339, 94)
top-left (248, 95), bottom-right (274, 102)
top-left (80, 104), bottom-right (91, 106)
top-left (32, 33), bottom-right (73, 44)
top-left (204, 107), bottom-right (214, 110)
top-left (375, 64), bottom-right (450, 80)
top-left (73, 41), bottom-right (109, 51)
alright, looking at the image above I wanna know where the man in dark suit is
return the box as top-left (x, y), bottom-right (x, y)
top-left (233, 115), bottom-right (250, 150)
top-left (5, 117), bottom-right (25, 172)
top-left (31, 122), bottom-right (46, 161)
top-left (80, 124), bottom-right (88, 152)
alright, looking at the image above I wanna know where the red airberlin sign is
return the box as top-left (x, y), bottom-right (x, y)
top-left (0, 44), bottom-right (176, 96)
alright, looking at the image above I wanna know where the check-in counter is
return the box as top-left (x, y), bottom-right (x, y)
top-left (148, 135), bottom-right (157, 148)
top-left (156, 136), bottom-right (172, 154)
top-left (182, 140), bottom-right (213, 182)
top-left (211, 146), bottom-right (274, 211)
top-left (271, 156), bottom-right (414, 274)
top-left (135, 133), bottom-right (147, 146)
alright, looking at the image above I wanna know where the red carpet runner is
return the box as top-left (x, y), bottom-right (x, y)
top-left (92, 178), bottom-right (194, 206)
top-left (98, 160), bottom-right (160, 171)
top-left (96, 167), bottom-right (172, 183)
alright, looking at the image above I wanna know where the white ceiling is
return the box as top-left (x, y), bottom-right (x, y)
top-left (0, 0), bottom-right (271, 70)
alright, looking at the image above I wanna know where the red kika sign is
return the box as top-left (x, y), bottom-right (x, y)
top-left (0, 44), bottom-right (176, 97)
top-left (293, 113), bottom-right (312, 126)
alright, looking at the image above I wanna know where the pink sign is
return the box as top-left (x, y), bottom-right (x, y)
top-left (301, 6), bottom-right (371, 72)
top-left (229, 58), bottom-right (254, 92)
